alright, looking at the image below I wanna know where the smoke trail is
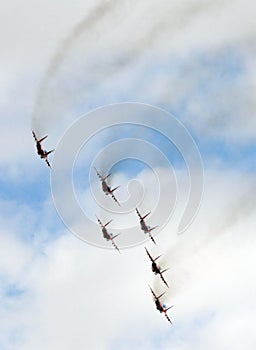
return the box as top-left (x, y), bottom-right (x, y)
top-left (32, 0), bottom-right (119, 133)
top-left (153, 175), bottom-right (256, 300)
top-left (31, 0), bottom-right (221, 135)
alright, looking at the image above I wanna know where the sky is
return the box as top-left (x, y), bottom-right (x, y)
top-left (0, 0), bottom-right (256, 349)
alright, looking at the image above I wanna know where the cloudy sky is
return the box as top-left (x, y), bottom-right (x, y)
top-left (0, 0), bottom-right (256, 349)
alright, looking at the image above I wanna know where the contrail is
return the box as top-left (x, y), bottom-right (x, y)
top-left (31, 0), bottom-right (220, 135)
top-left (153, 177), bottom-right (256, 299)
top-left (32, 0), bottom-right (119, 134)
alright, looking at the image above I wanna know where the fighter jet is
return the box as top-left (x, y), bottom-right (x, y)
top-left (136, 208), bottom-right (158, 245)
top-left (32, 130), bottom-right (54, 168)
top-left (96, 216), bottom-right (120, 253)
top-left (145, 247), bottom-right (169, 288)
top-left (149, 286), bottom-right (173, 325)
top-left (94, 167), bottom-right (120, 206)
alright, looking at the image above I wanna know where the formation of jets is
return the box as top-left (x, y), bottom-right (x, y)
top-left (93, 166), bottom-right (174, 324)
top-left (94, 206), bottom-right (158, 252)
top-left (32, 131), bottom-right (174, 325)
top-left (144, 246), bottom-right (172, 324)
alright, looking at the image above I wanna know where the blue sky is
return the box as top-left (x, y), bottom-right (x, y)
top-left (0, 1), bottom-right (256, 349)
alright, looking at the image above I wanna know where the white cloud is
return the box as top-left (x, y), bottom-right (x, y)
top-left (25, 0), bottom-right (256, 142)
top-left (1, 168), bottom-right (256, 349)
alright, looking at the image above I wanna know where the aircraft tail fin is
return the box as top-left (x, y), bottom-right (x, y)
top-left (39, 135), bottom-right (48, 143)
top-left (160, 268), bottom-right (169, 274)
top-left (111, 233), bottom-right (120, 240)
top-left (103, 173), bottom-right (111, 181)
top-left (104, 219), bottom-right (113, 227)
top-left (165, 305), bottom-right (174, 312)
top-left (149, 225), bottom-right (158, 232)
top-left (157, 291), bottom-right (165, 299)
top-left (46, 149), bottom-right (55, 156)
top-left (154, 254), bottom-right (162, 261)
top-left (142, 212), bottom-right (151, 220)
top-left (111, 185), bottom-right (120, 193)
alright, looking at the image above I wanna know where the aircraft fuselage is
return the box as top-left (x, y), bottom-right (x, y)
top-left (102, 181), bottom-right (110, 194)
top-left (102, 227), bottom-right (111, 240)
top-left (155, 299), bottom-right (163, 312)
top-left (152, 262), bottom-right (159, 274)
top-left (140, 221), bottom-right (149, 233)
top-left (36, 143), bottom-right (49, 159)
top-left (36, 143), bottom-right (44, 155)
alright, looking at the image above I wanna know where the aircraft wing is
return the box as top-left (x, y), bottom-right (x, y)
top-left (45, 158), bottom-right (51, 168)
top-left (110, 237), bottom-right (121, 253)
top-left (159, 271), bottom-right (169, 288)
top-left (149, 286), bottom-right (166, 311)
top-left (96, 216), bottom-right (104, 227)
top-left (94, 167), bottom-right (104, 181)
top-left (148, 232), bottom-right (157, 245)
top-left (149, 285), bottom-right (158, 300)
top-left (145, 247), bottom-right (154, 263)
top-left (32, 130), bottom-right (37, 141)
top-left (164, 312), bottom-right (173, 325)
top-left (136, 208), bottom-right (142, 220)
top-left (111, 193), bottom-right (120, 206)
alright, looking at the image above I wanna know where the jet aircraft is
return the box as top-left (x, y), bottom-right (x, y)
top-left (94, 167), bottom-right (120, 206)
top-left (32, 130), bottom-right (54, 168)
top-left (96, 216), bottom-right (120, 253)
top-left (136, 208), bottom-right (157, 245)
top-left (145, 247), bottom-right (169, 287)
top-left (149, 286), bottom-right (173, 325)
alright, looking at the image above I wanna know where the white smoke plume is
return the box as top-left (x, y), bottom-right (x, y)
top-left (31, 0), bottom-right (231, 136)
top-left (152, 170), bottom-right (256, 306)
